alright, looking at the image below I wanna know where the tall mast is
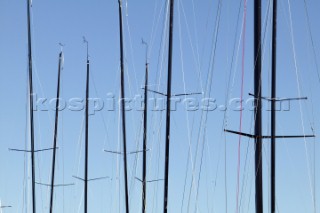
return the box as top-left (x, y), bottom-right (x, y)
top-left (49, 50), bottom-right (63, 213)
top-left (163, 0), bottom-right (175, 212)
top-left (254, 0), bottom-right (263, 212)
top-left (142, 42), bottom-right (148, 213)
top-left (27, 0), bottom-right (37, 212)
top-left (84, 39), bottom-right (89, 213)
top-left (271, 0), bottom-right (277, 212)
top-left (118, 1), bottom-right (130, 212)
top-left (223, 1), bottom-right (314, 212)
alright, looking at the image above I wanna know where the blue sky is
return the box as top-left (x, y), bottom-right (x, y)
top-left (0, 0), bottom-right (319, 212)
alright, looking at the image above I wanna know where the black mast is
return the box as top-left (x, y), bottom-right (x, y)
top-left (118, 1), bottom-right (130, 212)
top-left (84, 39), bottom-right (89, 213)
top-left (271, 0), bottom-right (277, 212)
top-left (27, 0), bottom-right (36, 212)
top-left (163, 0), bottom-right (175, 212)
top-left (49, 50), bottom-right (63, 213)
top-left (254, 0), bottom-right (263, 212)
top-left (224, 1), bottom-right (314, 211)
top-left (142, 42), bottom-right (148, 213)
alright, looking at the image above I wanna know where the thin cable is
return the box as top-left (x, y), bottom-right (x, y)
top-left (302, 0), bottom-right (320, 84)
top-left (222, 0), bottom-right (244, 211)
top-left (235, 0), bottom-right (247, 212)
top-left (177, 0), bottom-right (200, 211)
top-left (287, 0), bottom-right (315, 210)
top-left (192, 1), bottom-right (222, 212)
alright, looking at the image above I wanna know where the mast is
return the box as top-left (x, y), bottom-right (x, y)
top-left (27, 0), bottom-right (37, 212)
top-left (84, 39), bottom-right (89, 213)
top-left (271, 0), bottom-right (277, 212)
top-left (49, 50), bottom-right (63, 213)
top-left (223, 1), bottom-right (315, 211)
top-left (118, 1), bottom-right (130, 212)
top-left (142, 42), bottom-right (148, 213)
top-left (163, 0), bottom-right (175, 212)
top-left (254, 0), bottom-right (263, 212)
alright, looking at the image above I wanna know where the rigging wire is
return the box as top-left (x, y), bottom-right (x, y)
top-left (221, 0), bottom-right (273, 211)
top-left (117, 93), bottom-right (121, 213)
top-left (125, 7), bottom-right (140, 94)
top-left (287, 0), bottom-right (316, 210)
top-left (221, 0), bottom-right (244, 211)
top-left (147, 1), bottom-right (170, 211)
top-left (190, 0), bottom-right (201, 77)
top-left (148, 0), bottom-right (167, 60)
top-left (190, 1), bottom-right (223, 212)
top-left (179, 0), bottom-right (204, 92)
top-left (238, 0), bottom-right (273, 211)
top-left (302, 0), bottom-right (320, 84)
top-left (120, 3), bottom-right (150, 210)
top-left (177, 0), bottom-right (205, 211)
top-left (60, 63), bottom-right (66, 213)
top-left (30, 4), bottom-right (52, 210)
top-left (301, 2), bottom-right (318, 210)
top-left (22, 63), bottom-right (30, 213)
top-left (235, 0), bottom-right (247, 212)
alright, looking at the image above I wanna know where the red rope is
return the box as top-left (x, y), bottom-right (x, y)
top-left (236, 0), bottom-right (247, 212)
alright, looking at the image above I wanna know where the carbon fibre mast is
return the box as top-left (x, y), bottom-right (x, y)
top-left (10, 3), bottom-right (60, 211)
top-left (271, 0), bottom-right (277, 212)
top-left (142, 40), bottom-right (148, 213)
top-left (254, 0), bottom-right (263, 211)
top-left (117, 1), bottom-right (130, 212)
top-left (49, 48), bottom-right (63, 213)
top-left (84, 38), bottom-right (89, 213)
top-left (163, 0), bottom-right (175, 212)
top-left (27, 0), bottom-right (37, 212)
top-left (224, 1), bottom-right (315, 213)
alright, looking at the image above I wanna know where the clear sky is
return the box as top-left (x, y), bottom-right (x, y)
top-left (0, 0), bottom-right (319, 212)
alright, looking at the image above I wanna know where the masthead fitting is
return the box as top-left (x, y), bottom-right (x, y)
top-left (141, 38), bottom-right (149, 63)
top-left (83, 36), bottom-right (89, 61)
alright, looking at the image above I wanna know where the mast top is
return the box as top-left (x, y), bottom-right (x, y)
top-left (59, 43), bottom-right (65, 52)
top-left (83, 36), bottom-right (89, 62)
top-left (58, 43), bottom-right (65, 70)
top-left (141, 39), bottom-right (149, 64)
